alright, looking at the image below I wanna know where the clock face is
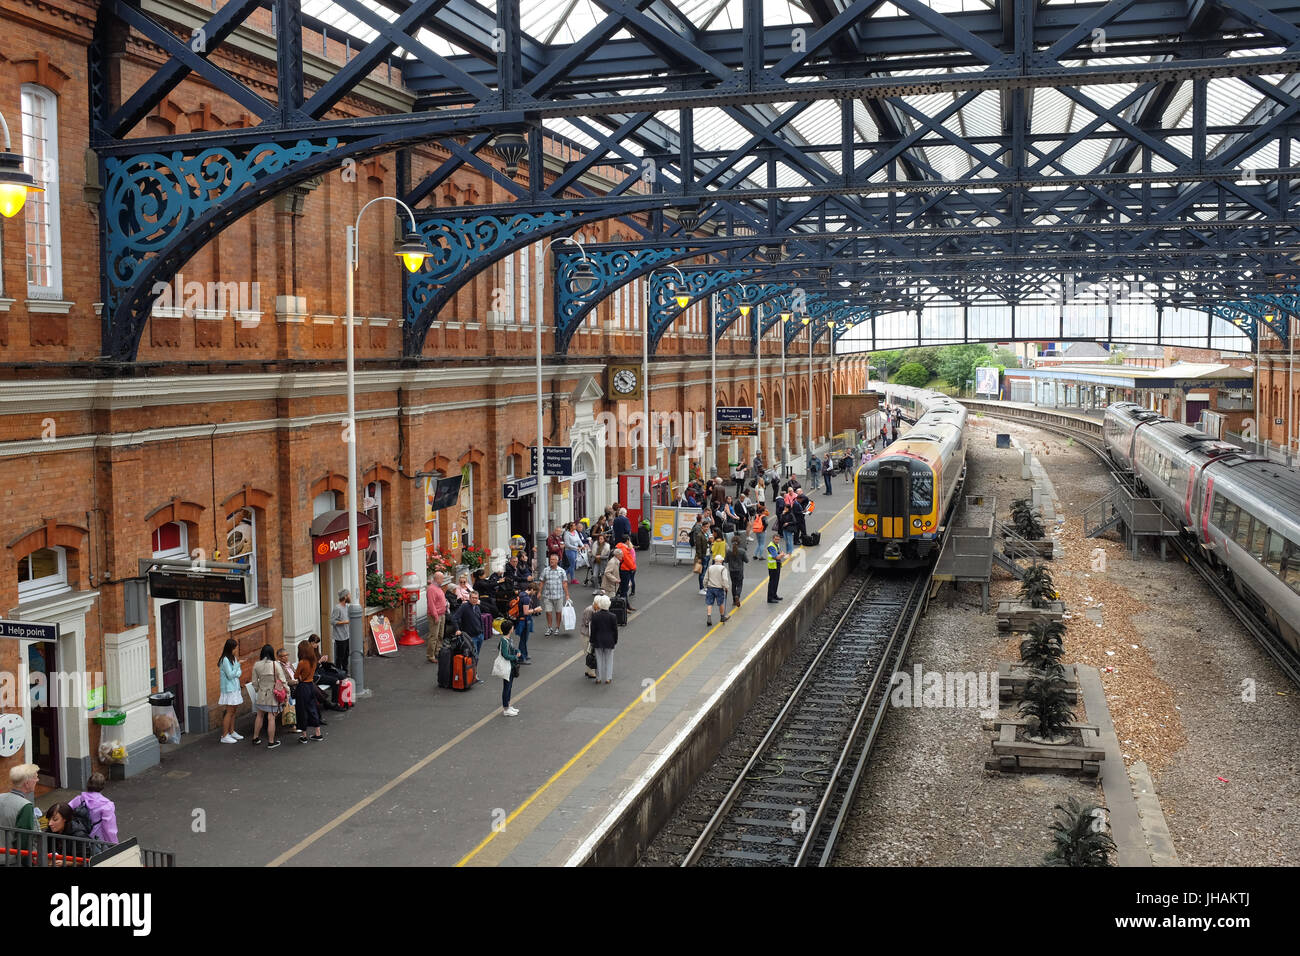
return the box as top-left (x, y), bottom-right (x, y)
top-left (613, 369), bottom-right (638, 394)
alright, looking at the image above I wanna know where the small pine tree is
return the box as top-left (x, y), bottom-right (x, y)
top-left (1019, 672), bottom-right (1076, 739)
top-left (1044, 797), bottom-right (1116, 867)
top-left (1018, 563), bottom-right (1056, 609)
top-left (1019, 619), bottom-right (1066, 671)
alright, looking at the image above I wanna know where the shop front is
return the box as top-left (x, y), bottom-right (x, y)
top-left (309, 509), bottom-right (372, 658)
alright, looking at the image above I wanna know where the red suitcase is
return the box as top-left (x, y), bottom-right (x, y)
top-left (451, 654), bottom-right (476, 691)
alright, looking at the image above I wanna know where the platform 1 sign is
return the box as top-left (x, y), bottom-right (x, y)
top-left (529, 445), bottom-right (573, 477)
top-left (716, 406), bottom-right (754, 422)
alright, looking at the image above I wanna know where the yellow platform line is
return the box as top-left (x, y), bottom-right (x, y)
top-left (455, 497), bottom-right (852, 866)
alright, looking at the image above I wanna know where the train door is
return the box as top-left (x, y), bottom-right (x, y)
top-left (878, 463), bottom-right (909, 538)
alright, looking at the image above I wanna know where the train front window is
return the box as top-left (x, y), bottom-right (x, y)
top-left (858, 472), bottom-right (878, 510)
top-left (910, 472), bottom-right (933, 512)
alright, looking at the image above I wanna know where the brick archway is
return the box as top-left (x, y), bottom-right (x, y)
top-left (143, 498), bottom-right (206, 533)
top-left (308, 474), bottom-right (348, 501)
top-left (8, 519), bottom-right (87, 561)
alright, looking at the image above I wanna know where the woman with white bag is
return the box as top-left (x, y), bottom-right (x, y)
top-left (493, 628), bottom-right (521, 717)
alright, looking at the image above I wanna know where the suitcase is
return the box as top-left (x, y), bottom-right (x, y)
top-left (451, 653), bottom-right (476, 691)
top-left (437, 647), bottom-right (454, 689)
top-left (802, 532), bottom-right (821, 547)
top-left (337, 678), bottom-right (355, 709)
top-left (610, 595), bottom-right (629, 627)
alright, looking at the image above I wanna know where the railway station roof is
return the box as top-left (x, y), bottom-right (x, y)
top-left (1008, 362), bottom-right (1256, 389)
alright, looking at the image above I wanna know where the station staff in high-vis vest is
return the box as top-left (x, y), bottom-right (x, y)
top-left (765, 538), bottom-right (785, 604)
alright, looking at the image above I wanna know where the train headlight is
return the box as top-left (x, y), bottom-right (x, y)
top-left (913, 518), bottom-right (922, 529)
top-left (866, 518), bottom-right (876, 529)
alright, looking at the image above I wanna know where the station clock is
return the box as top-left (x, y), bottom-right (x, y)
top-left (607, 363), bottom-right (643, 401)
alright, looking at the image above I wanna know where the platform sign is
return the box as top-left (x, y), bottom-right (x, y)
top-left (503, 475), bottom-right (539, 499)
top-left (975, 367), bottom-right (1000, 397)
top-left (530, 445), bottom-right (573, 476)
top-left (716, 406), bottom-right (754, 423)
top-left (369, 614), bottom-right (399, 656)
top-left (0, 619), bottom-right (58, 642)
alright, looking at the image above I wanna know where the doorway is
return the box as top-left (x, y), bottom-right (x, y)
top-left (159, 602), bottom-right (185, 728)
top-left (26, 640), bottom-right (60, 786)
top-left (878, 463), bottom-right (909, 538)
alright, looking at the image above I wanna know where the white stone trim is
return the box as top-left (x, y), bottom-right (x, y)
top-left (313, 314), bottom-right (339, 325)
top-left (228, 605), bottom-right (275, 632)
top-left (445, 321), bottom-right (462, 330)
top-left (367, 317), bottom-right (392, 327)
top-left (193, 309), bottom-right (225, 322)
top-left (0, 297), bottom-right (14, 312)
top-left (234, 311), bottom-right (263, 328)
top-left (25, 299), bottom-right (74, 314)
top-left (152, 305), bottom-right (184, 319)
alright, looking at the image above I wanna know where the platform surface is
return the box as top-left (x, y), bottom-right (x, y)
top-left (79, 469), bottom-right (857, 867)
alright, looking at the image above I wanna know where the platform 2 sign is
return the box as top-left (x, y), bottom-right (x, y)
top-left (716, 406), bottom-right (754, 422)
top-left (503, 475), bottom-right (539, 499)
top-left (370, 614), bottom-right (399, 656)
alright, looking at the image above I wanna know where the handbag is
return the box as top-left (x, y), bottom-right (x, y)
top-left (585, 650), bottom-right (597, 670)
top-left (561, 600), bottom-right (577, 631)
top-left (281, 702), bottom-right (296, 727)
top-left (491, 653), bottom-right (512, 680)
top-left (272, 663), bottom-right (288, 704)
top-left (693, 559), bottom-right (702, 575)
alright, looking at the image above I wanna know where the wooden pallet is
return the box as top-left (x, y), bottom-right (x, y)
top-left (995, 600), bottom-right (1065, 632)
top-left (998, 661), bottom-right (1080, 703)
top-left (987, 718), bottom-right (1102, 776)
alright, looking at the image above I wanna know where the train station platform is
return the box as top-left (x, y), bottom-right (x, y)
top-left (76, 471), bottom-right (857, 867)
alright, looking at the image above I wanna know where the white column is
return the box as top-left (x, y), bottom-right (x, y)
top-left (103, 624), bottom-right (156, 777)
top-left (281, 570), bottom-right (319, 647)
top-left (402, 538), bottom-right (429, 622)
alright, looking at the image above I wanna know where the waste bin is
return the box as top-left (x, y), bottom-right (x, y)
top-left (149, 692), bottom-right (180, 745)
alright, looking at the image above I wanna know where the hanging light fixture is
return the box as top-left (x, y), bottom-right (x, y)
top-left (738, 303), bottom-right (752, 318)
top-left (673, 284), bottom-right (691, 309)
top-left (394, 233), bottom-right (430, 273)
top-left (0, 113), bottom-right (40, 219)
top-left (570, 257), bottom-right (598, 294)
top-left (492, 129), bottom-right (529, 179)
top-left (780, 310), bottom-right (793, 323)
top-left (674, 202), bottom-right (705, 232)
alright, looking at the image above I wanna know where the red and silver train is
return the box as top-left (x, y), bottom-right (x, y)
top-left (1104, 402), bottom-right (1300, 655)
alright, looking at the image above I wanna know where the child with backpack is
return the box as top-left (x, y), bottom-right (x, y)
top-left (513, 583), bottom-right (542, 664)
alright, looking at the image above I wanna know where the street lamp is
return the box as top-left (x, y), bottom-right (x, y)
top-left (344, 197), bottom-right (429, 692)
top-left (0, 111), bottom-right (41, 219)
top-left (802, 315), bottom-right (812, 468)
top-left (540, 236), bottom-right (596, 570)
top-left (780, 310), bottom-right (792, 471)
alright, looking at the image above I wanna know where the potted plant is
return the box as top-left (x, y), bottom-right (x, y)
top-left (1004, 498), bottom-right (1053, 558)
top-left (1010, 498), bottom-right (1045, 539)
top-left (999, 618), bottom-right (1079, 703)
top-left (1044, 797), bottom-right (1115, 867)
top-left (460, 544), bottom-right (489, 573)
top-left (1018, 672), bottom-right (1076, 744)
top-left (426, 548), bottom-right (454, 580)
top-left (996, 562), bottom-right (1065, 631)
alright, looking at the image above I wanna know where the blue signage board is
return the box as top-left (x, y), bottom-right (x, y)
top-left (529, 445), bottom-right (574, 477)
top-left (503, 475), bottom-right (540, 499)
top-left (716, 406), bottom-right (754, 423)
top-left (0, 619), bottom-right (58, 641)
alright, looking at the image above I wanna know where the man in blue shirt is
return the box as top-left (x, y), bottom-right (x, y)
top-left (451, 590), bottom-right (487, 683)
top-left (613, 507), bottom-right (632, 544)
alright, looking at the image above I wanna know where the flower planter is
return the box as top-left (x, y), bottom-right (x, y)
top-left (995, 599), bottom-right (1065, 632)
top-left (987, 718), bottom-right (1103, 776)
top-left (997, 661), bottom-right (1079, 703)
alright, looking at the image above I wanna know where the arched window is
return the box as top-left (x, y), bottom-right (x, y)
top-left (363, 481), bottom-right (383, 576)
top-left (18, 546), bottom-right (67, 601)
top-left (21, 84), bottom-right (61, 299)
top-left (151, 521), bottom-right (188, 559)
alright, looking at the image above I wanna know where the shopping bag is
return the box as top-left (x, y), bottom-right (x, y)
top-left (281, 702), bottom-right (297, 728)
top-left (561, 600), bottom-right (576, 631)
top-left (491, 653), bottom-right (512, 680)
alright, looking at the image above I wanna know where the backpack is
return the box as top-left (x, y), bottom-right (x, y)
top-left (507, 595), bottom-right (522, 619)
top-left (752, 514), bottom-right (765, 534)
top-left (71, 804), bottom-right (94, 838)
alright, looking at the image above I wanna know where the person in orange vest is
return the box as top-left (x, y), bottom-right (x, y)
top-left (616, 538), bottom-right (638, 612)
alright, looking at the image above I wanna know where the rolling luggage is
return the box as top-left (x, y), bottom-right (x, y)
top-left (610, 595), bottom-right (629, 626)
top-left (437, 646), bottom-right (454, 688)
top-left (451, 653), bottom-right (476, 691)
top-left (802, 532), bottom-right (821, 547)
top-left (337, 677), bottom-right (355, 709)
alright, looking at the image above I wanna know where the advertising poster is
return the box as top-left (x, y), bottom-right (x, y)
top-left (674, 509), bottom-right (697, 559)
top-left (975, 366), bottom-right (1000, 397)
top-left (370, 614), bottom-right (399, 656)
top-left (651, 507), bottom-right (677, 546)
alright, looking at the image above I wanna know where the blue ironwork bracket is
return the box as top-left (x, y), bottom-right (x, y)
top-left (403, 209), bottom-right (577, 354)
top-left (100, 137), bottom-right (343, 361)
top-left (650, 268), bottom-right (755, 350)
top-left (554, 246), bottom-right (686, 353)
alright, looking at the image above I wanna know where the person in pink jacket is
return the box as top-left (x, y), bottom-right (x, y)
top-left (68, 772), bottom-right (118, 844)
top-left (426, 570), bottom-right (449, 664)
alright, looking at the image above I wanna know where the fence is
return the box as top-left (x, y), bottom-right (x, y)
top-left (0, 823), bottom-right (175, 867)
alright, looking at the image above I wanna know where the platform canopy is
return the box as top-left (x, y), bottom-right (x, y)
top-left (89, 0), bottom-right (1300, 360)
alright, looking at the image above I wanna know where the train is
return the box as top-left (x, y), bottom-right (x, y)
top-left (1103, 402), bottom-right (1300, 656)
top-left (854, 385), bottom-right (968, 566)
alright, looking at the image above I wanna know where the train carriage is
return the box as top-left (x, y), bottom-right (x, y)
top-left (856, 387), bottom-right (967, 566)
top-left (1103, 405), bottom-right (1300, 656)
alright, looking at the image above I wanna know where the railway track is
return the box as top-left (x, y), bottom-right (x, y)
top-left (970, 405), bottom-right (1300, 688)
top-left (681, 566), bottom-right (930, 867)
